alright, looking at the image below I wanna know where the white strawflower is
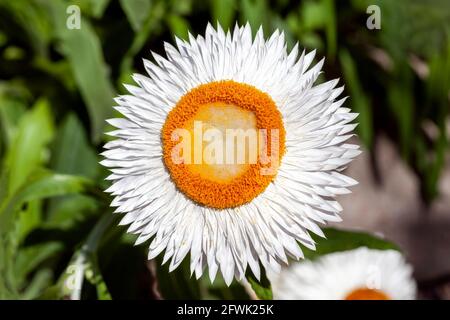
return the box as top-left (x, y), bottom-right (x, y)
top-left (271, 247), bottom-right (417, 300)
top-left (101, 23), bottom-right (360, 285)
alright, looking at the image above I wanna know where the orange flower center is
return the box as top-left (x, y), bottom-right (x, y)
top-left (344, 288), bottom-right (391, 300)
top-left (161, 80), bottom-right (285, 209)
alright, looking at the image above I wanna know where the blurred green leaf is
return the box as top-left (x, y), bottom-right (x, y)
top-left (339, 49), bottom-right (373, 148)
top-left (119, 0), bottom-right (152, 32)
top-left (156, 257), bottom-right (201, 299)
top-left (0, 0), bottom-right (52, 56)
top-left (299, 32), bottom-right (324, 51)
top-left (378, 0), bottom-right (450, 60)
top-left (4, 98), bottom-right (54, 195)
top-left (199, 275), bottom-right (249, 300)
top-left (15, 198), bottom-right (42, 246)
top-left (246, 269), bottom-right (272, 300)
top-left (0, 171), bottom-right (97, 235)
top-left (427, 36), bottom-right (450, 104)
top-left (32, 56), bottom-right (76, 92)
top-left (167, 14), bottom-right (190, 41)
top-left (119, 0), bottom-right (165, 88)
top-left (3, 46), bottom-right (26, 60)
top-left (322, 0), bottom-right (337, 59)
top-left (415, 130), bottom-right (447, 202)
top-left (16, 242), bottom-right (63, 278)
top-left (47, 113), bottom-right (100, 228)
top-left (14, 242), bottom-right (63, 294)
top-left (300, 0), bottom-right (326, 30)
top-left (418, 38), bottom-right (450, 201)
top-left (240, 0), bottom-right (269, 33)
top-left (43, 0), bottom-right (115, 143)
top-left (73, 0), bottom-right (111, 18)
top-left (0, 95), bottom-right (26, 152)
top-left (51, 113), bottom-right (98, 179)
top-left (169, 0), bottom-right (192, 15)
top-left (302, 227), bottom-right (399, 260)
top-left (387, 78), bottom-right (414, 159)
top-left (211, 0), bottom-right (236, 31)
top-left (48, 196), bottom-right (99, 231)
top-left (21, 269), bottom-right (53, 299)
top-left (8, 172), bottom-right (95, 210)
top-left (0, 31), bottom-right (7, 47)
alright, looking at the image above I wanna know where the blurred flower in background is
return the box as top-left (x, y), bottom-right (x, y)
top-left (270, 247), bottom-right (416, 300)
top-left (0, 0), bottom-right (448, 300)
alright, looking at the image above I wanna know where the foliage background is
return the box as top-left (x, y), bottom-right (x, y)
top-left (0, 0), bottom-right (449, 299)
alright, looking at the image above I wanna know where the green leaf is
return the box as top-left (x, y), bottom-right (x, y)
top-left (89, 0), bottom-right (111, 18)
top-left (387, 79), bottom-right (414, 159)
top-left (4, 98), bottom-right (54, 195)
top-left (119, 0), bottom-right (152, 32)
top-left (15, 199), bottom-right (42, 247)
top-left (21, 269), bottom-right (53, 299)
top-left (302, 227), bottom-right (399, 260)
top-left (246, 268), bottom-right (272, 300)
top-left (15, 242), bottom-right (63, 290)
top-left (377, 0), bottom-right (450, 60)
top-left (73, 0), bottom-right (111, 18)
top-left (0, 94), bottom-right (26, 155)
top-left (0, 171), bottom-right (97, 235)
top-left (0, 30), bottom-right (7, 47)
top-left (166, 14), bottom-right (190, 41)
top-left (0, 0), bottom-right (52, 57)
top-left (47, 195), bottom-right (99, 230)
top-left (199, 275), bottom-right (250, 300)
top-left (240, 0), bottom-right (269, 34)
top-left (119, 0), bottom-right (165, 89)
top-left (339, 49), bottom-right (373, 148)
top-left (43, 0), bottom-right (115, 143)
top-left (322, 0), bottom-right (337, 59)
top-left (427, 37), bottom-right (450, 101)
top-left (51, 113), bottom-right (99, 179)
top-left (10, 172), bottom-right (95, 206)
top-left (35, 284), bottom-right (62, 300)
top-left (211, 0), bottom-right (236, 31)
top-left (48, 113), bottom-right (100, 223)
top-left (156, 257), bottom-right (202, 299)
top-left (300, 0), bottom-right (326, 30)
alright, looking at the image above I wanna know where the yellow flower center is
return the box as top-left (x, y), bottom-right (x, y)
top-left (162, 80), bottom-right (285, 209)
top-left (184, 103), bottom-right (258, 183)
top-left (344, 288), bottom-right (391, 300)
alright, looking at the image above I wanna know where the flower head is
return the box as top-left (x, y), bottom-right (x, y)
top-left (270, 247), bottom-right (417, 300)
top-left (101, 23), bottom-right (360, 285)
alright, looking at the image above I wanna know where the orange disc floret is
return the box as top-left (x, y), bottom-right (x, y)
top-left (345, 288), bottom-right (391, 300)
top-left (161, 80), bottom-right (285, 209)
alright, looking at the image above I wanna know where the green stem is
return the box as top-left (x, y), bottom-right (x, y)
top-left (69, 212), bottom-right (117, 300)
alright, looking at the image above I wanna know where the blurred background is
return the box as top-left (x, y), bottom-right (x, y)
top-left (0, 0), bottom-right (449, 299)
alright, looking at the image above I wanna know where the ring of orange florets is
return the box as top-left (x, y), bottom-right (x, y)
top-left (162, 80), bottom-right (285, 209)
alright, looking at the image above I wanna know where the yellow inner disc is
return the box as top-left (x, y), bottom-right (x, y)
top-left (184, 103), bottom-right (258, 183)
